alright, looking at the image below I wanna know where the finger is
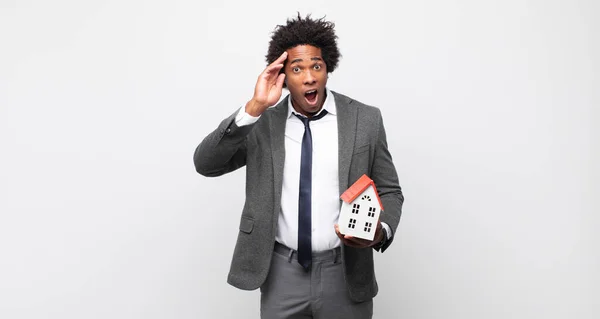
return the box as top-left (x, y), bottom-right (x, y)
top-left (334, 224), bottom-right (344, 240)
top-left (262, 63), bottom-right (284, 77)
top-left (275, 73), bottom-right (286, 89)
top-left (261, 52), bottom-right (287, 80)
top-left (273, 51), bottom-right (288, 65)
top-left (335, 225), bottom-right (367, 248)
top-left (267, 63), bottom-right (284, 72)
top-left (342, 238), bottom-right (365, 248)
top-left (344, 235), bottom-right (371, 247)
top-left (263, 52), bottom-right (287, 73)
top-left (261, 66), bottom-right (284, 84)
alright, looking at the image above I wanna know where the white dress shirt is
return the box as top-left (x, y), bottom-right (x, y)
top-left (235, 89), bottom-right (390, 252)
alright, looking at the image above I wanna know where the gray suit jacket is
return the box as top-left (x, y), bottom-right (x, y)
top-left (194, 91), bottom-right (403, 302)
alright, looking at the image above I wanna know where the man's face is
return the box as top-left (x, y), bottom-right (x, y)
top-left (284, 45), bottom-right (328, 117)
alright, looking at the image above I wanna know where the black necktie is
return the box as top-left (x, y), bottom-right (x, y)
top-left (294, 109), bottom-right (328, 271)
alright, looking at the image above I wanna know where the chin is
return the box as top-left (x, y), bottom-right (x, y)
top-left (306, 104), bottom-right (321, 114)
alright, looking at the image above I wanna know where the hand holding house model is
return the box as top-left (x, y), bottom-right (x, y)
top-left (338, 174), bottom-right (383, 241)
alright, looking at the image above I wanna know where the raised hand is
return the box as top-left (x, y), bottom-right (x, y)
top-left (245, 51), bottom-right (288, 117)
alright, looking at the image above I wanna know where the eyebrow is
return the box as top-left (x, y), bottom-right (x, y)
top-left (289, 57), bottom-right (323, 64)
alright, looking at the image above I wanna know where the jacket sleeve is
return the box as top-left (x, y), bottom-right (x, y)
top-left (193, 109), bottom-right (256, 177)
top-left (372, 109), bottom-right (404, 252)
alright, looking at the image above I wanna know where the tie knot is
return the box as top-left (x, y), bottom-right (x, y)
top-left (294, 109), bottom-right (328, 127)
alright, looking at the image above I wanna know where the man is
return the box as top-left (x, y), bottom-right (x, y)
top-left (194, 14), bottom-right (403, 319)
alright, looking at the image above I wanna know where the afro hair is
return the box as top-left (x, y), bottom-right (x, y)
top-left (266, 13), bottom-right (341, 74)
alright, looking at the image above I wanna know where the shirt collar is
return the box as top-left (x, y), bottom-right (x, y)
top-left (287, 88), bottom-right (337, 119)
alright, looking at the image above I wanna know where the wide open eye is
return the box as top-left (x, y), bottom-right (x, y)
top-left (293, 67), bottom-right (301, 73)
top-left (314, 64), bottom-right (321, 70)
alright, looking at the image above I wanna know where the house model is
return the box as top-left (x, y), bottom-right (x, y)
top-left (338, 174), bottom-right (383, 241)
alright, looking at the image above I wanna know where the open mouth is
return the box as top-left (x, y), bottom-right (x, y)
top-left (304, 89), bottom-right (318, 105)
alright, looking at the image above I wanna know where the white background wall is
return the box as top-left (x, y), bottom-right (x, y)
top-left (1, 0), bottom-right (597, 318)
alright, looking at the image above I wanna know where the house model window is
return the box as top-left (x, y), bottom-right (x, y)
top-left (338, 174), bottom-right (383, 241)
top-left (348, 218), bottom-right (357, 229)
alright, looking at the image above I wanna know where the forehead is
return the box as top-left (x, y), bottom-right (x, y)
top-left (286, 45), bottom-right (322, 63)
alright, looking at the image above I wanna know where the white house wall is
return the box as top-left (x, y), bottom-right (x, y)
top-left (338, 185), bottom-right (381, 241)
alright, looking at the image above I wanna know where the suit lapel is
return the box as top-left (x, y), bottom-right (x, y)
top-left (334, 91), bottom-right (358, 195)
top-left (270, 96), bottom-right (289, 215)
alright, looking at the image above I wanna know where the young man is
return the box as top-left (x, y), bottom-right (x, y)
top-left (194, 14), bottom-right (404, 319)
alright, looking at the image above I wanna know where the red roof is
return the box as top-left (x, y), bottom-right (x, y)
top-left (340, 174), bottom-right (384, 210)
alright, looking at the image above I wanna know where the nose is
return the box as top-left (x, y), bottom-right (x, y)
top-left (303, 70), bottom-right (316, 85)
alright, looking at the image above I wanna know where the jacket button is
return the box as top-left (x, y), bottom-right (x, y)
top-left (225, 128), bottom-right (231, 134)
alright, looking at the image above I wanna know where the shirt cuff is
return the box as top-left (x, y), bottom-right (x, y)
top-left (381, 222), bottom-right (393, 240)
top-left (235, 107), bottom-right (261, 126)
